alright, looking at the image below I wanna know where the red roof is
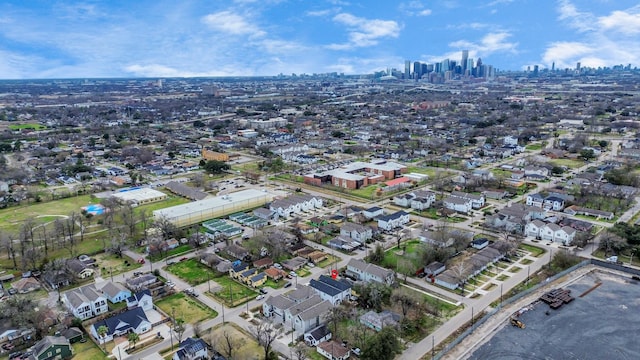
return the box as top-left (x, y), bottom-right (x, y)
top-left (385, 177), bottom-right (410, 187)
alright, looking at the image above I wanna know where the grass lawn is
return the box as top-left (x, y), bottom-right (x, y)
top-left (317, 254), bottom-right (341, 268)
top-left (507, 266), bottom-right (523, 273)
top-left (415, 207), bottom-right (440, 219)
top-left (264, 278), bottom-right (285, 289)
top-left (349, 185), bottom-right (380, 200)
top-left (0, 194), bottom-right (94, 233)
top-left (149, 244), bottom-right (193, 261)
top-left (296, 268), bottom-right (311, 277)
top-left (520, 258), bottom-right (534, 265)
top-left (134, 195), bottom-right (191, 214)
top-left (72, 338), bottom-right (108, 360)
top-left (210, 276), bottom-right (258, 307)
top-left (549, 158), bottom-right (586, 169)
top-left (525, 143), bottom-right (544, 151)
top-left (94, 252), bottom-right (142, 277)
top-left (8, 123), bottom-right (47, 131)
top-left (205, 323), bottom-right (263, 360)
top-left (483, 283), bottom-right (497, 291)
top-left (519, 244), bottom-right (545, 257)
top-left (382, 240), bottom-right (424, 270)
top-left (165, 259), bottom-right (215, 285)
top-left (496, 274), bottom-right (510, 281)
top-left (155, 293), bottom-right (217, 323)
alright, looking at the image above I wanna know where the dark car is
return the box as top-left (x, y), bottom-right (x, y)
top-left (284, 282), bottom-right (293, 288)
top-left (8, 352), bottom-right (22, 360)
top-left (259, 288), bottom-right (268, 294)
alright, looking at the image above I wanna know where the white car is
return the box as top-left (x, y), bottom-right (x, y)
top-left (256, 294), bottom-right (265, 301)
top-left (289, 271), bottom-right (297, 277)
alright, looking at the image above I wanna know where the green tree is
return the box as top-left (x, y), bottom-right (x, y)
top-left (97, 325), bottom-right (109, 350)
top-left (203, 160), bottom-right (230, 174)
top-left (127, 332), bottom-right (140, 349)
top-left (361, 327), bottom-right (401, 360)
top-left (579, 148), bottom-right (595, 161)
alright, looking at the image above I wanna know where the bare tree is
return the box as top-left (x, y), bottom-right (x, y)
top-left (450, 261), bottom-right (469, 295)
top-left (218, 330), bottom-right (244, 359)
top-left (293, 343), bottom-right (309, 360)
top-left (252, 320), bottom-right (278, 360)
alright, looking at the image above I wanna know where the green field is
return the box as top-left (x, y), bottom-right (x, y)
top-left (209, 275), bottom-right (258, 307)
top-left (549, 158), bottom-right (586, 169)
top-left (0, 195), bottom-right (94, 232)
top-left (519, 243), bottom-right (546, 257)
top-left (165, 259), bottom-right (214, 285)
top-left (155, 293), bottom-right (218, 323)
top-left (8, 123), bottom-right (47, 131)
top-left (382, 240), bottom-right (424, 270)
top-left (72, 338), bottom-right (107, 360)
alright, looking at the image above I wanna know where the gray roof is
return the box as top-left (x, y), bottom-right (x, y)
top-left (64, 284), bottom-right (104, 308)
top-left (97, 281), bottom-right (130, 299)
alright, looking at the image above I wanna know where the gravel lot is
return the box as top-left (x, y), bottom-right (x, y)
top-left (468, 271), bottom-right (640, 360)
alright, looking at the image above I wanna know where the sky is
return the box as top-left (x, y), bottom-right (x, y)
top-left (0, 0), bottom-right (639, 79)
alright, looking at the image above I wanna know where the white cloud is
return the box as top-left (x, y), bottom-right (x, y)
top-left (544, 1), bottom-right (640, 68)
top-left (449, 31), bottom-right (518, 56)
top-left (201, 11), bottom-right (265, 37)
top-left (306, 9), bottom-right (335, 17)
top-left (598, 9), bottom-right (640, 35)
top-left (327, 13), bottom-right (401, 50)
top-left (399, 1), bottom-right (432, 16)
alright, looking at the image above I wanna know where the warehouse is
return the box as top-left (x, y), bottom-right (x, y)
top-left (153, 189), bottom-right (273, 227)
top-left (110, 187), bottom-right (168, 206)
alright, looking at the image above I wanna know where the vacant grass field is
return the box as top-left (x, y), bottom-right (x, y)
top-left (72, 338), bottom-right (107, 360)
top-left (382, 240), bottom-right (424, 270)
top-left (210, 275), bottom-right (258, 307)
top-left (204, 323), bottom-right (263, 360)
top-left (549, 158), bottom-right (586, 169)
top-left (316, 254), bottom-right (341, 268)
top-left (155, 293), bottom-right (217, 323)
top-left (0, 194), bottom-right (94, 232)
top-left (94, 253), bottom-right (142, 277)
top-left (165, 259), bottom-right (215, 285)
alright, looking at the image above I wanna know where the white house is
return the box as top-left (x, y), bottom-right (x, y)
top-left (525, 220), bottom-right (545, 238)
top-left (526, 193), bottom-right (545, 208)
top-left (363, 206), bottom-right (384, 219)
top-left (309, 275), bottom-right (352, 305)
top-left (411, 190), bottom-right (436, 210)
top-left (63, 284), bottom-right (108, 320)
top-left (340, 223), bottom-right (373, 243)
top-left (96, 281), bottom-right (131, 304)
top-left (90, 307), bottom-right (151, 343)
top-left (304, 325), bottom-right (331, 347)
top-left (443, 196), bottom-right (472, 213)
top-left (126, 289), bottom-right (154, 311)
top-left (377, 211), bottom-right (410, 231)
top-left (539, 223), bottom-right (561, 241)
top-left (504, 135), bottom-right (519, 146)
top-left (346, 258), bottom-right (395, 285)
top-left (554, 226), bottom-right (576, 245)
top-left (543, 196), bottom-right (565, 211)
top-left (450, 191), bottom-right (485, 209)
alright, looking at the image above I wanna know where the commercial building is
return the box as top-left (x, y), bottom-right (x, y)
top-left (111, 187), bottom-right (167, 206)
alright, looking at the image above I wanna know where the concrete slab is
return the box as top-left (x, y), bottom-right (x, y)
top-left (468, 271), bottom-right (640, 359)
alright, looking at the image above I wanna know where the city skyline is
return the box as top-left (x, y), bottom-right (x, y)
top-left (0, 0), bottom-right (639, 79)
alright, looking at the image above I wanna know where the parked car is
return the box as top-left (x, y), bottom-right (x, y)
top-left (2, 343), bottom-right (15, 350)
top-left (137, 258), bottom-right (146, 264)
top-left (284, 282), bottom-right (293, 288)
top-left (273, 263), bottom-right (283, 269)
top-left (289, 271), bottom-right (297, 278)
top-left (133, 271), bottom-right (143, 277)
top-left (259, 288), bottom-right (268, 294)
top-left (180, 257), bottom-right (188, 262)
top-left (256, 295), bottom-right (265, 301)
top-left (352, 347), bottom-right (361, 356)
top-left (7, 288), bottom-right (17, 295)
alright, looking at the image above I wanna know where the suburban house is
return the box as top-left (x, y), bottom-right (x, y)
top-left (269, 194), bottom-right (323, 218)
top-left (435, 244), bottom-right (505, 289)
top-left (532, 223), bottom-right (576, 245)
top-left (173, 337), bottom-right (209, 360)
top-left (340, 223), bottom-right (373, 243)
top-left (328, 235), bottom-right (362, 252)
top-left (443, 196), bottom-right (473, 214)
top-left (97, 281), bottom-right (131, 304)
top-left (346, 258), bottom-right (395, 285)
top-left (229, 262), bottom-right (249, 280)
top-left (526, 193), bottom-right (565, 211)
top-left (471, 238), bottom-right (489, 250)
top-left (248, 272), bottom-right (267, 288)
top-left (362, 206), bottom-right (384, 219)
top-left (126, 274), bottom-right (157, 292)
top-left (263, 286), bottom-right (332, 339)
top-left (424, 261), bottom-right (446, 276)
top-left (304, 325), bottom-right (331, 347)
top-left (226, 244), bottom-right (250, 261)
top-left (309, 275), bottom-right (352, 305)
top-left (66, 259), bottom-right (95, 279)
top-left (450, 191), bottom-right (485, 209)
top-left (12, 277), bottom-right (41, 294)
top-left (360, 310), bottom-right (401, 331)
top-left (91, 307), bottom-right (151, 343)
top-left (377, 211), bottom-right (410, 231)
top-left (317, 340), bottom-right (350, 360)
top-left (564, 206), bottom-right (614, 220)
top-left (62, 284), bottom-right (108, 320)
top-left (28, 336), bottom-right (73, 360)
top-left (126, 289), bottom-right (154, 311)
top-left (410, 190), bottom-right (437, 210)
top-left (42, 269), bottom-right (72, 290)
